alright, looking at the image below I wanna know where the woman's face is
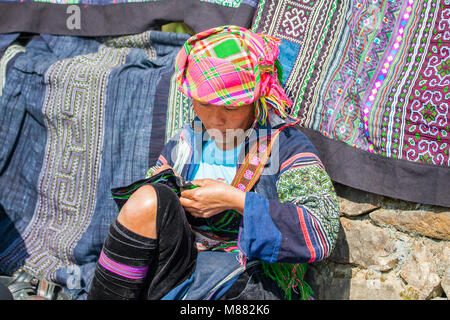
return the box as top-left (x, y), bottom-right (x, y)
top-left (192, 99), bottom-right (255, 149)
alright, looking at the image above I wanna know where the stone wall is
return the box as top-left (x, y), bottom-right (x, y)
top-left (304, 183), bottom-right (449, 300)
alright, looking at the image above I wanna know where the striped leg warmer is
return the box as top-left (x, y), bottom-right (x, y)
top-left (87, 219), bottom-right (157, 300)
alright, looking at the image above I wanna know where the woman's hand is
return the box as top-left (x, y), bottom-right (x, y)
top-left (152, 165), bottom-right (183, 180)
top-left (180, 179), bottom-right (246, 218)
top-left (151, 164), bottom-right (174, 176)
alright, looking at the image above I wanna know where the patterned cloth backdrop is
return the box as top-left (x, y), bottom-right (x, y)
top-left (249, 0), bottom-right (449, 207)
top-left (0, 0), bottom-right (449, 301)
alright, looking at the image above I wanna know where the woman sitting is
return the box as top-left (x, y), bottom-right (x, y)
top-left (87, 25), bottom-right (341, 300)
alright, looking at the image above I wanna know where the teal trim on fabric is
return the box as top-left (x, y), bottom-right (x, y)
top-left (277, 39), bottom-right (301, 86)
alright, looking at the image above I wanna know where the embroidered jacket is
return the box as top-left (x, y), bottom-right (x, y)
top-left (147, 116), bottom-right (341, 265)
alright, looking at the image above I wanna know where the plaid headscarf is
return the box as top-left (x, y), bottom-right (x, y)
top-left (175, 25), bottom-right (293, 125)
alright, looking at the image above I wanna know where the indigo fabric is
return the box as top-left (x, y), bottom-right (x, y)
top-left (0, 33), bottom-right (19, 58)
top-left (0, 31), bottom-right (189, 300)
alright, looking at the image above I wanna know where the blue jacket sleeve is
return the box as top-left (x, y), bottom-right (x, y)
top-left (238, 129), bottom-right (341, 264)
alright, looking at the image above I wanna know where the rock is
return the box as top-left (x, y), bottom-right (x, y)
top-left (441, 247), bottom-right (450, 297)
top-left (399, 286), bottom-right (422, 300)
top-left (332, 218), bottom-right (398, 271)
top-left (440, 275), bottom-right (449, 298)
top-left (306, 185), bottom-right (450, 300)
top-left (304, 260), bottom-right (352, 300)
top-left (335, 184), bottom-right (383, 216)
top-left (370, 209), bottom-right (450, 240)
top-left (338, 197), bottom-right (379, 217)
top-left (305, 260), bottom-right (405, 300)
top-left (348, 268), bottom-right (405, 300)
top-left (399, 241), bottom-right (443, 299)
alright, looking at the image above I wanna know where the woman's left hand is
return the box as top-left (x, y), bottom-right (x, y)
top-left (180, 179), bottom-right (246, 218)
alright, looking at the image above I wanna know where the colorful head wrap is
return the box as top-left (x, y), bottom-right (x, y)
top-left (175, 25), bottom-right (293, 125)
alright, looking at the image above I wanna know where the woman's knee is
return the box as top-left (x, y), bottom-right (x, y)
top-left (117, 184), bottom-right (158, 238)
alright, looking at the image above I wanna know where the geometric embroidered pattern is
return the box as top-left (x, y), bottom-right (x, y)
top-left (166, 73), bottom-right (195, 142)
top-left (276, 163), bottom-right (340, 259)
top-left (102, 30), bottom-right (157, 60)
top-left (0, 43), bottom-right (25, 97)
top-left (0, 43), bottom-right (130, 280)
top-left (252, 0), bottom-right (450, 166)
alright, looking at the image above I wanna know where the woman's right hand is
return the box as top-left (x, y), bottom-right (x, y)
top-left (151, 164), bottom-right (174, 176)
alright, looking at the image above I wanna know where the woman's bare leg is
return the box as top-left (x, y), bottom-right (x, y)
top-left (117, 185), bottom-right (158, 239)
